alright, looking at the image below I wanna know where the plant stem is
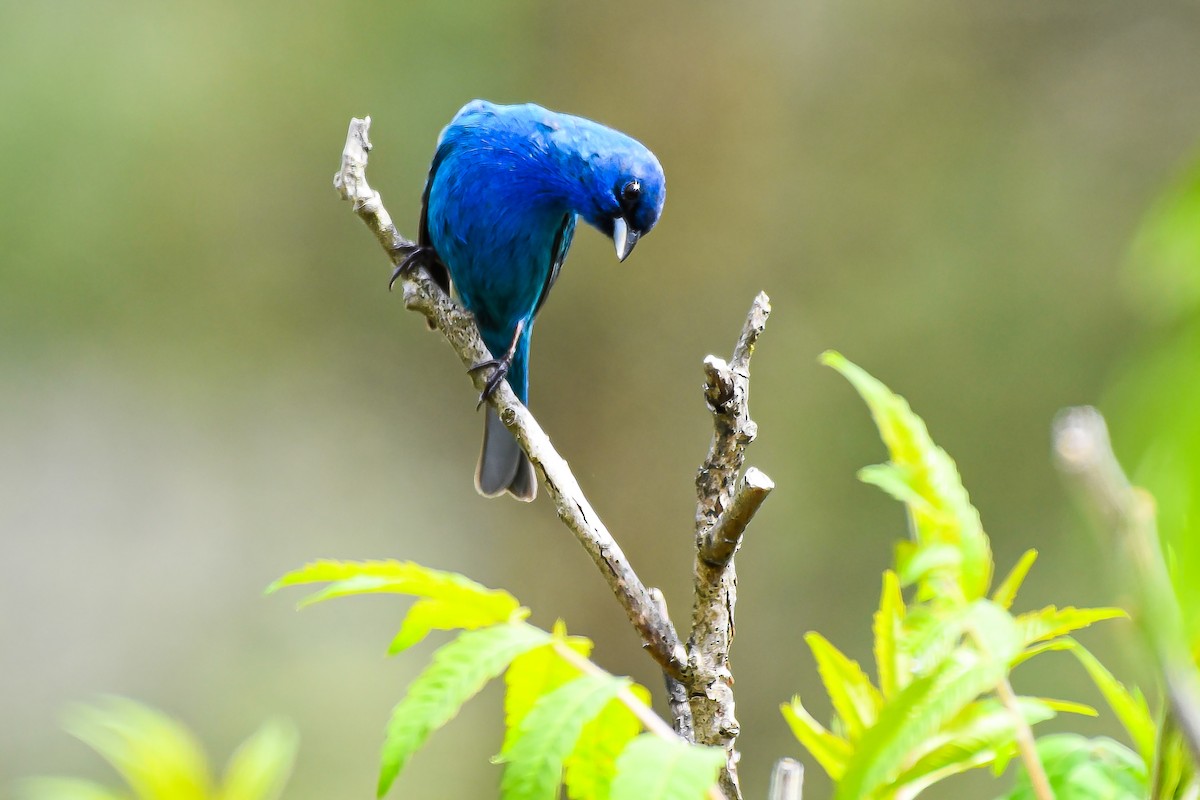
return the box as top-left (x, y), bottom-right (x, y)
top-left (995, 675), bottom-right (1053, 800)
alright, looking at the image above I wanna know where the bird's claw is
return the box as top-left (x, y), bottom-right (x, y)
top-left (468, 357), bottom-right (510, 409)
top-left (388, 246), bottom-right (437, 291)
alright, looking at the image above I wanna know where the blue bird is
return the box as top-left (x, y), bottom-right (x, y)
top-left (404, 100), bottom-right (666, 501)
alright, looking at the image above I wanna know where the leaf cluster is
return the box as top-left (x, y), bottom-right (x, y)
top-left (780, 354), bottom-right (1134, 798)
top-left (267, 560), bottom-right (725, 800)
top-left (20, 697), bottom-right (297, 800)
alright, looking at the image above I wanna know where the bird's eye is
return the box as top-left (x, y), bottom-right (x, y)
top-left (619, 180), bottom-right (641, 209)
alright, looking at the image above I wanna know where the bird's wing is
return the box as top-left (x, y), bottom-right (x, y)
top-left (417, 141), bottom-right (453, 296)
top-left (532, 213), bottom-right (576, 317)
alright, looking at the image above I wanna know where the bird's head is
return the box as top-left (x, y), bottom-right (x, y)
top-left (586, 147), bottom-right (666, 263)
top-left (533, 110), bottom-right (664, 263)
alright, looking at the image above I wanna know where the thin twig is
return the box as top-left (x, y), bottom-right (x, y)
top-left (1052, 406), bottom-right (1200, 764)
top-left (689, 292), bottom-right (773, 800)
top-left (996, 676), bottom-right (1053, 800)
top-left (651, 587), bottom-right (695, 741)
top-left (703, 467), bottom-right (775, 568)
top-left (334, 117), bottom-right (687, 680)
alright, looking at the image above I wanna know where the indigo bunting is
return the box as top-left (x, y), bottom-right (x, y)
top-left (400, 100), bottom-right (665, 501)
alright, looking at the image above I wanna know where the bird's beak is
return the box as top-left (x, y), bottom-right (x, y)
top-left (613, 217), bottom-right (640, 262)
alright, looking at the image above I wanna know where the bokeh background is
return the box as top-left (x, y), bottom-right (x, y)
top-left (4, 1), bottom-right (1200, 797)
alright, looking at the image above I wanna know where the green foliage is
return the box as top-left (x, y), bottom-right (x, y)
top-left (608, 735), bottom-right (726, 800)
top-left (268, 559), bottom-right (525, 652)
top-left (1109, 149), bottom-right (1200, 652)
top-left (822, 351), bottom-right (992, 604)
top-left (782, 356), bottom-right (1127, 798)
top-left (998, 735), bottom-right (1145, 800)
top-left (564, 687), bottom-right (650, 800)
top-left (498, 674), bottom-right (630, 800)
top-left (19, 697), bottom-right (297, 800)
top-left (378, 622), bottom-right (551, 796)
top-left (271, 559), bottom-right (722, 800)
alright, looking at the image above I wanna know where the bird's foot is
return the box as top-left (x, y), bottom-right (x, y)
top-left (388, 245), bottom-right (439, 291)
top-left (467, 357), bottom-right (510, 410)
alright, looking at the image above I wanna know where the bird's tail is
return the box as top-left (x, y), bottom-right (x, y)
top-left (476, 408), bottom-right (536, 501)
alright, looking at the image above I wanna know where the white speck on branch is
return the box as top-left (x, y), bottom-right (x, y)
top-left (689, 292), bottom-right (773, 800)
top-left (334, 117), bottom-right (687, 680)
top-left (1052, 406), bottom-right (1200, 765)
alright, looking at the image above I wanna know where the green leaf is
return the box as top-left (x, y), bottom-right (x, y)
top-left (999, 734), bottom-right (1146, 800)
top-left (781, 699), bottom-right (852, 780)
top-left (387, 593), bottom-right (525, 654)
top-left (17, 778), bottom-right (129, 800)
top-left (1015, 606), bottom-right (1127, 648)
top-left (873, 570), bottom-right (905, 698)
top-left (858, 463), bottom-right (935, 515)
top-left (833, 600), bottom-right (1020, 800)
top-left (564, 686), bottom-right (649, 800)
top-left (503, 622), bottom-right (593, 754)
top-left (63, 696), bottom-right (212, 800)
top-left (886, 697), bottom-right (1055, 796)
top-left (499, 674), bottom-right (629, 800)
top-left (822, 351), bottom-right (993, 604)
top-left (377, 622), bottom-right (549, 797)
top-left (218, 719), bottom-right (299, 800)
top-left (268, 560), bottom-right (525, 652)
top-left (609, 735), bottom-right (725, 800)
top-left (805, 632), bottom-right (882, 741)
top-left (1035, 698), bottom-right (1098, 717)
top-left (992, 549), bottom-right (1038, 610)
top-left (1066, 641), bottom-right (1155, 766)
top-left (1010, 638), bottom-right (1074, 669)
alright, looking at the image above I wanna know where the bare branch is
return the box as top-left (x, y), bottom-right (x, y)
top-left (334, 117), bottom-right (687, 680)
top-left (1053, 406), bottom-right (1200, 764)
top-left (652, 587), bottom-right (695, 741)
top-left (703, 467), bottom-right (775, 568)
top-left (689, 292), bottom-right (772, 800)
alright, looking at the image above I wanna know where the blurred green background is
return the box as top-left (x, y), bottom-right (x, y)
top-left (4, 1), bottom-right (1200, 797)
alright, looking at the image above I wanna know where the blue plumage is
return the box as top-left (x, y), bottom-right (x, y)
top-left (417, 100), bottom-right (666, 501)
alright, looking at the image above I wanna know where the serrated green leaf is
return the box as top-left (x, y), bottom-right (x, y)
top-left (833, 600), bottom-right (1020, 800)
top-left (992, 549), bottom-right (1038, 610)
top-left (498, 674), bottom-right (629, 800)
top-left (1067, 641), bottom-right (1155, 766)
top-left (874, 570), bottom-right (905, 698)
top-left (503, 624), bottom-right (593, 754)
top-left (387, 592), bottom-right (526, 654)
top-left (17, 778), bottom-right (130, 800)
top-left (805, 632), bottom-right (882, 741)
top-left (218, 719), bottom-right (298, 800)
top-left (1011, 638), bottom-right (1074, 669)
top-left (1015, 606), bottom-right (1127, 648)
top-left (1035, 698), bottom-right (1097, 717)
top-left (564, 686), bottom-right (649, 800)
top-left (609, 735), bottom-right (725, 800)
top-left (781, 699), bottom-right (852, 780)
top-left (999, 734), bottom-right (1146, 800)
top-left (271, 560), bottom-right (520, 620)
top-left (822, 351), bottom-right (993, 604)
top-left (897, 544), bottom-right (963, 590)
top-left (269, 560), bottom-right (525, 652)
top-left (886, 697), bottom-right (1055, 796)
top-left (63, 696), bottom-right (212, 800)
top-left (857, 464), bottom-right (935, 515)
top-left (377, 622), bottom-right (549, 797)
